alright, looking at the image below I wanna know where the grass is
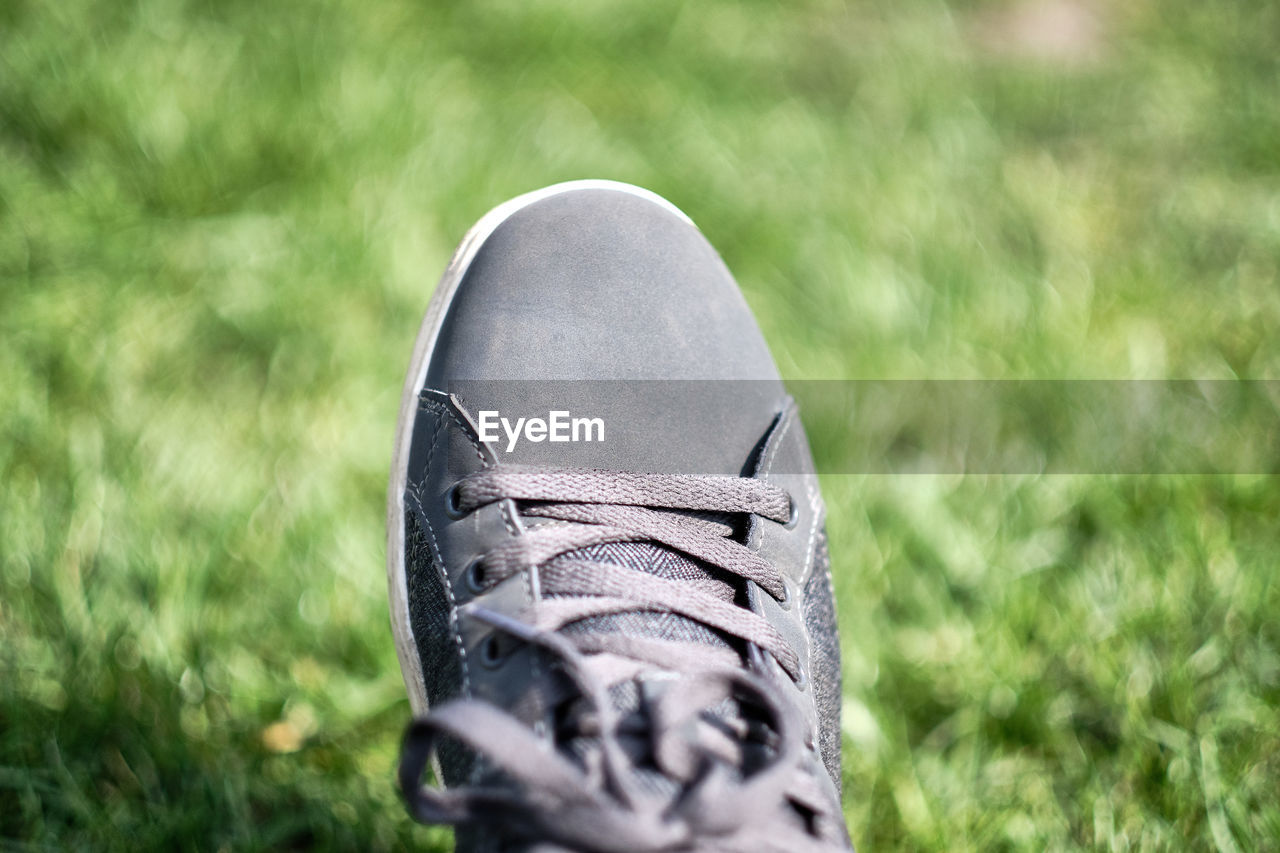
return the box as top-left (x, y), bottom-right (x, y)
top-left (2, 0), bottom-right (1279, 849)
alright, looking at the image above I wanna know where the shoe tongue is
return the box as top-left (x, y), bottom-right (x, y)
top-left (559, 541), bottom-right (742, 797)
top-left (561, 541), bottom-right (738, 658)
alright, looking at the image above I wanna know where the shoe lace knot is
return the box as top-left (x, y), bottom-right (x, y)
top-left (400, 464), bottom-right (848, 852)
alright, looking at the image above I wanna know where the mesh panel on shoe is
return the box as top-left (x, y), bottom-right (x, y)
top-left (405, 511), bottom-right (472, 785)
top-left (803, 528), bottom-right (842, 790)
top-left (560, 540), bottom-right (739, 651)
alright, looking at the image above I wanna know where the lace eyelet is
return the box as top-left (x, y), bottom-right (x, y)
top-left (479, 634), bottom-right (506, 668)
top-left (792, 661), bottom-right (808, 690)
top-left (777, 580), bottom-right (793, 611)
top-left (783, 495), bottom-right (800, 529)
top-left (463, 558), bottom-right (489, 595)
top-left (443, 483), bottom-right (467, 519)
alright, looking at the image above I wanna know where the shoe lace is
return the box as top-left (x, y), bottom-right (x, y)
top-left (399, 464), bottom-right (849, 852)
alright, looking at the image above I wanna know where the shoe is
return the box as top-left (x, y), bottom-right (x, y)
top-left (388, 180), bottom-right (850, 852)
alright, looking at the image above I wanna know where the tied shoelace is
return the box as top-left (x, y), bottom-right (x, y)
top-left (399, 464), bottom-right (849, 852)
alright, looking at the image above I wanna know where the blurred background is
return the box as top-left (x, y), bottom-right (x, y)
top-left (2, 0), bottom-right (1278, 849)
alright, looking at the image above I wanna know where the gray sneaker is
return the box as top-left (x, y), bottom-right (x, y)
top-left (388, 180), bottom-right (850, 852)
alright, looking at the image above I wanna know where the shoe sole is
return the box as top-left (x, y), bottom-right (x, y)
top-left (387, 180), bottom-right (694, 714)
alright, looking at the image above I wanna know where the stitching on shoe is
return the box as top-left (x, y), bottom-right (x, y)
top-left (418, 395), bottom-right (520, 537)
top-left (759, 407), bottom-right (795, 477)
top-left (820, 531), bottom-right (837, 613)
top-left (417, 393), bottom-right (541, 744)
top-left (761, 407), bottom-right (824, 583)
top-left (443, 390), bottom-right (490, 468)
top-left (499, 504), bottom-right (519, 538)
top-left (802, 480), bottom-right (821, 581)
top-left (407, 410), bottom-right (472, 701)
top-left (418, 396), bottom-right (487, 467)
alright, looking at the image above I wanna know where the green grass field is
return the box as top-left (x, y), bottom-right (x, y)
top-left (3, 0), bottom-right (1279, 849)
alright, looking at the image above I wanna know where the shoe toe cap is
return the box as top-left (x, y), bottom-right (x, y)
top-left (427, 186), bottom-right (780, 383)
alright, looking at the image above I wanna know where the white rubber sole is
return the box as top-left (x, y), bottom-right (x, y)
top-left (386, 180), bottom-right (694, 714)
